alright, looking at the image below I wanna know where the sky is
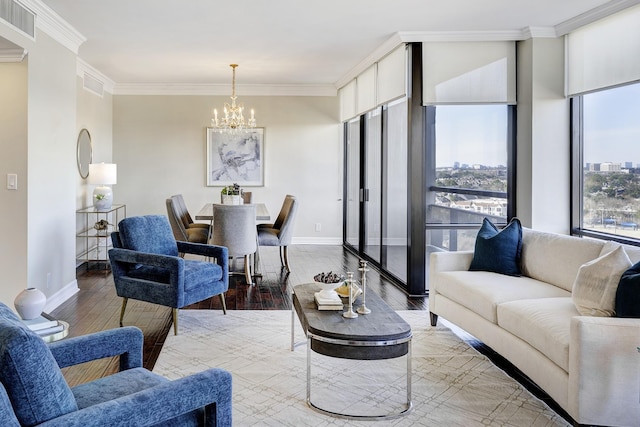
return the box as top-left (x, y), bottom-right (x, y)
top-left (583, 83), bottom-right (640, 165)
top-left (435, 105), bottom-right (508, 168)
top-left (434, 82), bottom-right (640, 168)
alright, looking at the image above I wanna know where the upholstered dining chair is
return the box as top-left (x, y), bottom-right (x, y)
top-left (109, 215), bottom-right (228, 335)
top-left (166, 194), bottom-right (210, 244)
top-left (256, 195), bottom-right (298, 272)
top-left (209, 204), bottom-right (257, 285)
top-left (0, 302), bottom-right (232, 426)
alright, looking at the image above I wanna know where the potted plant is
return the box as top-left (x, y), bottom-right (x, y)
top-left (221, 183), bottom-right (243, 205)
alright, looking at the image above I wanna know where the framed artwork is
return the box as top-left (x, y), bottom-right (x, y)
top-left (206, 128), bottom-right (264, 187)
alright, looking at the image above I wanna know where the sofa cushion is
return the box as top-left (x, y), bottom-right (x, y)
top-left (572, 246), bottom-right (631, 317)
top-left (520, 229), bottom-right (605, 292)
top-left (434, 271), bottom-right (570, 323)
top-left (469, 217), bottom-right (522, 276)
top-left (497, 297), bottom-right (577, 372)
top-left (615, 260), bottom-right (640, 318)
top-left (0, 304), bottom-right (78, 426)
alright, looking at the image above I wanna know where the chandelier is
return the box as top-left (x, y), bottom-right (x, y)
top-left (212, 64), bottom-right (256, 133)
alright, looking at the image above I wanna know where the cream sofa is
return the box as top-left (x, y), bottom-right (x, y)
top-left (429, 228), bottom-right (640, 427)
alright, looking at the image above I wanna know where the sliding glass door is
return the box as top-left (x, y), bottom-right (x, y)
top-left (345, 118), bottom-right (361, 248)
top-left (344, 99), bottom-right (409, 286)
top-left (363, 108), bottom-right (382, 262)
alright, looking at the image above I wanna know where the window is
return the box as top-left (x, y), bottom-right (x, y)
top-left (572, 82), bottom-right (640, 242)
top-left (427, 104), bottom-right (514, 251)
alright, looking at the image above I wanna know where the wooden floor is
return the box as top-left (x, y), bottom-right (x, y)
top-left (51, 245), bottom-right (427, 387)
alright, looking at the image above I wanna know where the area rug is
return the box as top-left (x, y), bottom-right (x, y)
top-left (153, 310), bottom-right (568, 426)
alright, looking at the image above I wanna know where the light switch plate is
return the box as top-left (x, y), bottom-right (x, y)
top-left (7, 174), bottom-right (17, 190)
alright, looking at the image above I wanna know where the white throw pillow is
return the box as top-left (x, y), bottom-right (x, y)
top-left (572, 246), bottom-right (631, 316)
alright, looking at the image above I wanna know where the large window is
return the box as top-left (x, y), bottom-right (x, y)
top-left (573, 82), bottom-right (640, 242)
top-left (427, 104), bottom-right (514, 251)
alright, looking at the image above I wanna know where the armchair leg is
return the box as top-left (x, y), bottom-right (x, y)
top-left (283, 246), bottom-right (291, 273)
top-left (219, 293), bottom-right (227, 314)
top-left (119, 298), bottom-right (128, 327)
top-left (172, 308), bottom-right (179, 335)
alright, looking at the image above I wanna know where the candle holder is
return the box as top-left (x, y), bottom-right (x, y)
top-left (342, 272), bottom-right (358, 319)
top-left (357, 260), bottom-right (371, 315)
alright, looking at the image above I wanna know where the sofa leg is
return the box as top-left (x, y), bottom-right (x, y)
top-left (119, 298), bottom-right (128, 327)
top-left (430, 312), bottom-right (438, 326)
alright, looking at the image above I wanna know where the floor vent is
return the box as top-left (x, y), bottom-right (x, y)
top-left (0, 0), bottom-right (35, 38)
top-left (83, 72), bottom-right (104, 97)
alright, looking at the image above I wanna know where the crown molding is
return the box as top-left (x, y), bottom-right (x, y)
top-left (555, 0), bottom-right (640, 36)
top-left (112, 83), bottom-right (337, 96)
top-left (77, 58), bottom-right (115, 94)
top-left (398, 30), bottom-right (525, 43)
top-left (0, 47), bottom-right (27, 62)
top-left (21, 0), bottom-right (85, 53)
top-left (523, 26), bottom-right (558, 39)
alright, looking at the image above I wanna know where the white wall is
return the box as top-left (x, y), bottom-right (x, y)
top-left (0, 24), bottom-right (81, 309)
top-left (0, 59), bottom-right (28, 306)
top-left (517, 37), bottom-right (570, 233)
top-left (76, 77), bottom-right (114, 209)
top-left (113, 95), bottom-right (343, 243)
top-left (26, 31), bottom-right (79, 310)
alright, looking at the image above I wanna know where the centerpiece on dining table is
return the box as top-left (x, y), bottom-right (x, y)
top-left (221, 183), bottom-right (244, 205)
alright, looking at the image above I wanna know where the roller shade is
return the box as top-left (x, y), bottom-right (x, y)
top-left (377, 45), bottom-right (407, 104)
top-left (339, 79), bottom-right (356, 122)
top-left (356, 64), bottom-right (376, 115)
top-left (423, 41), bottom-right (516, 105)
top-left (567, 5), bottom-right (640, 96)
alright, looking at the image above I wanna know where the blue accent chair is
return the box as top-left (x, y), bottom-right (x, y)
top-left (109, 215), bottom-right (229, 335)
top-left (0, 302), bottom-right (232, 426)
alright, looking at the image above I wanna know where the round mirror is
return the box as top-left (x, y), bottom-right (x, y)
top-left (76, 128), bottom-right (92, 179)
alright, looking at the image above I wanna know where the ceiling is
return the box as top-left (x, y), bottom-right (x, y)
top-left (33, 0), bottom-right (632, 90)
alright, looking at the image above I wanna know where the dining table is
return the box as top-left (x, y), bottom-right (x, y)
top-left (195, 203), bottom-right (271, 222)
top-left (195, 203), bottom-right (271, 278)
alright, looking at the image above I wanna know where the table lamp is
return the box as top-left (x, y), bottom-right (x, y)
top-left (88, 163), bottom-right (117, 210)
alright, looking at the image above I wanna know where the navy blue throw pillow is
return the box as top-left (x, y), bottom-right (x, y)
top-left (616, 261), bottom-right (640, 317)
top-left (469, 217), bottom-right (522, 276)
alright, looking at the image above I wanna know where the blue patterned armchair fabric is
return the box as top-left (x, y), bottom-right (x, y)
top-left (109, 215), bottom-right (229, 334)
top-left (0, 302), bottom-right (232, 426)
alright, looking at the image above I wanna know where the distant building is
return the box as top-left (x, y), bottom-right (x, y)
top-left (625, 161), bottom-right (633, 169)
top-left (600, 162), bottom-right (622, 172)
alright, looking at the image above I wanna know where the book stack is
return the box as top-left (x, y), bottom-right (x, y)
top-left (314, 291), bottom-right (343, 311)
top-left (22, 315), bottom-right (64, 336)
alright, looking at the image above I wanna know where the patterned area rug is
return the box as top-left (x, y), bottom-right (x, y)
top-left (153, 310), bottom-right (568, 426)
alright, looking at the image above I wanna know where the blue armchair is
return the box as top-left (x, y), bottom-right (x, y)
top-left (109, 215), bottom-right (229, 335)
top-left (0, 303), bottom-right (232, 426)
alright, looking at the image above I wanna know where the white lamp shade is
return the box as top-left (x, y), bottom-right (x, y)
top-left (88, 163), bottom-right (117, 185)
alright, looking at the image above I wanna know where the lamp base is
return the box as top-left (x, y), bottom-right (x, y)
top-left (93, 186), bottom-right (113, 210)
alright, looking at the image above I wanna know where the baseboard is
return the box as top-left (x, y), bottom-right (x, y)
top-left (292, 237), bottom-right (342, 245)
top-left (43, 279), bottom-right (79, 313)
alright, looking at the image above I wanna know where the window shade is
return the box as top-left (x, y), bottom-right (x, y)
top-left (377, 45), bottom-right (407, 105)
top-left (339, 79), bottom-right (356, 122)
top-left (567, 5), bottom-right (640, 96)
top-left (423, 42), bottom-right (516, 105)
top-left (356, 65), bottom-right (376, 115)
